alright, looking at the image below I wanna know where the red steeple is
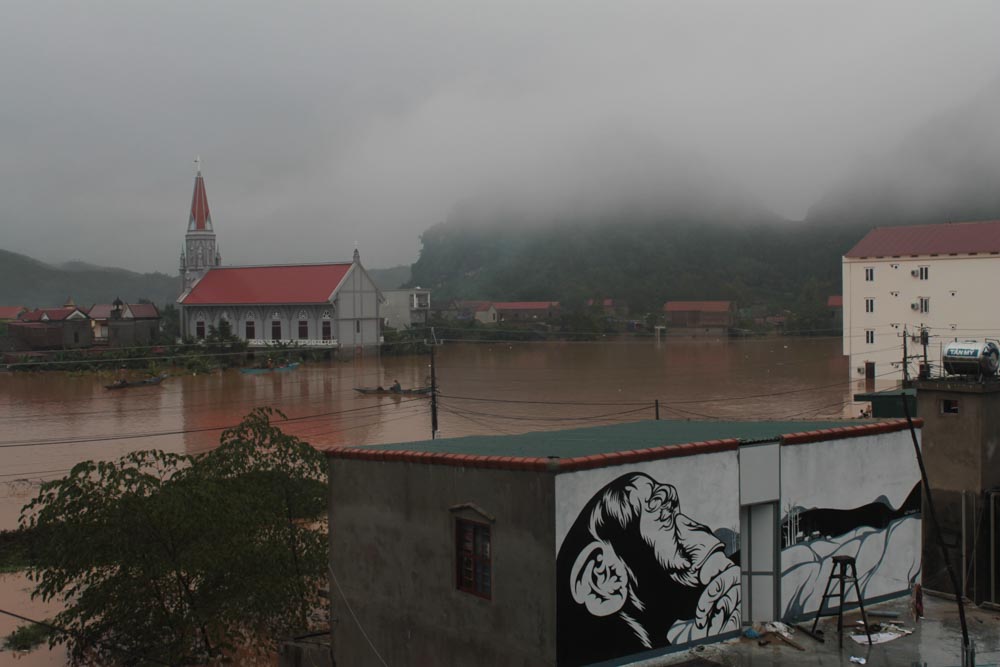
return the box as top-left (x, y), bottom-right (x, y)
top-left (188, 165), bottom-right (212, 232)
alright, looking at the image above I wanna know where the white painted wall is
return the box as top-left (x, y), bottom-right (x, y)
top-left (780, 431), bottom-right (921, 619)
top-left (333, 264), bottom-right (382, 348)
top-left (843, 253), bottom-right (1000, 381)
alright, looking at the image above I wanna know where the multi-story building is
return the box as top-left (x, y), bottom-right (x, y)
top-left (381, 288), bottom-right (430, 330)
top-left (843, 219), bottom-right (1000, 382)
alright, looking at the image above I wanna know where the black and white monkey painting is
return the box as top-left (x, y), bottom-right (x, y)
top-left (556, 473), bottom-right (740, 666)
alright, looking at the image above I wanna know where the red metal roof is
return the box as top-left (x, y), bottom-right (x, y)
top-left (493, 301), bottom-right (560, 310)
top-left (188, 171), bottom-right (212, 232)
top-left (663, 301), bottom-right (732, 312)
top-left (453, 300), bottom-right (494, 312)
top-left (0, 306), bottom-right (26, 320)
top-left (827, 295), bottom-right (843, 308)
top-left (845, 219), bottom-right (1000, 258)
top-left (179, 264), bottom-right (353, 305)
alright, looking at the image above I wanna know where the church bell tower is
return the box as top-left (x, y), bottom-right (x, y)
top-left (179, 159), bottom-right (221, 293)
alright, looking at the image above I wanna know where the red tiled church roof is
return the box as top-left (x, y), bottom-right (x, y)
top-left (663, 300), bottom-right (732, 313)
top-left (179, 264), bottom-right (353, 305)
top-left (845, 219), bottom-right (1000, 258)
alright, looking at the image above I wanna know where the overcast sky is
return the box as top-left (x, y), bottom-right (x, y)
top-left (2, 1), bottom-right (999, 273)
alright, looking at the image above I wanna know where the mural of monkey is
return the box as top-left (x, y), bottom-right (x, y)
top-left (556, 473), bottom-right (740, 666)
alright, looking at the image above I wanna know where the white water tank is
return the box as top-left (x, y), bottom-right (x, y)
top-left (942, 340), bottom-right (1000, 376)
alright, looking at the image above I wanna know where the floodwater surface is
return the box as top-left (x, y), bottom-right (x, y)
top-left (0, 336), bottom-right (880, 665)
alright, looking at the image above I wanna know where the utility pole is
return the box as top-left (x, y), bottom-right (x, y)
top-left (655, 399), bottom-right (660, 420)
top-left (430, 343), bottom-right (438, 439)
top-left (902, 327), bottom-right (910, 383)
top-left (921, 327), bottom-right (930, 379)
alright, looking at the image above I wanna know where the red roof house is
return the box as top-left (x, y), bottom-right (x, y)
top-left (0, 306), bottom-right (27, 321)
top-left (827, 295), bottom-right (843, 308)
top-left (493, 301), bottom-right (560, 321)
top-left (663, 301), bottom-right (734, 330)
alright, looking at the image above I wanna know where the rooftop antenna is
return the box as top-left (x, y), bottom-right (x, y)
top-left (194, 155), bottom-right (201, 175)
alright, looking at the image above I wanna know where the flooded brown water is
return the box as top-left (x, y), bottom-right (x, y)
top-left (0, 336), bottom-right (881, 665)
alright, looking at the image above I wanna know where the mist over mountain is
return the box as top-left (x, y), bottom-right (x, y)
top-left (0, 249), bottom-right (179, 308)
top-left (808, 78), bottom-right (1000, 226)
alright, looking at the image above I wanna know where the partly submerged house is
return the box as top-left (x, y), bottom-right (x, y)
top-left (9, 305), bottom-right (93, 350)
top-left (663, 301), bottom-right (734, 336)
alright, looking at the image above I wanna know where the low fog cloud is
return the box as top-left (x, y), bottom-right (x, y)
top-left (1, 1), bottom-right (999, 272)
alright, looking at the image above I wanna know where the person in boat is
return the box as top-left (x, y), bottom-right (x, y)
top-left (390, 379), bottom-right (402, 393)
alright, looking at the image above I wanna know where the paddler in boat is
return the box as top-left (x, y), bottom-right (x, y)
top-left (390, 379), bottom-right (402, 394)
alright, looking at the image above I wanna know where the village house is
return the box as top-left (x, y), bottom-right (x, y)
top-left (827, 295), bottom-right (843, 331)
top-left (9, 303), bottom-right (93, 350)
top-left (663, 300), bottom-right (735, 336)
top-left (325, 418), bottom-right (921, 666)
top-left (381, 288), bottom-right (431, 330)
top-left (86, 300), bottom-right (161, 346)
top-left (494, 301), bottom-right (560, 322)
top-left (585, 298), bottom-right (628, 319)
top-left (447, 300), bottom-right (498, 325)
top-left (843, 219), bottom-right (1000, 381)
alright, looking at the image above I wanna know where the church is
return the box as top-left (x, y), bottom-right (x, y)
top-left (176, 166), bottom-right (382, 353)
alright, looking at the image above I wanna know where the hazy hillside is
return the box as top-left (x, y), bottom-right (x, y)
top-left (367, 265), bottom-right (412, 291)
top-left (808, 78), bottom-right (1000, 226)
top-left (0, 249), bottom-right (179, 308)
top-left (409, 215), bottom-right (856, 318)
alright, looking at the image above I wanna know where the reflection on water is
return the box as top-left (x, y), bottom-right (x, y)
top-left (0, 336), bottom-right (883, 664)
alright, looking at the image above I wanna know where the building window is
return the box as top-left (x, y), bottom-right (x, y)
top-left (919, 297), bottom-right (930, 313)
top-left (196, 321), bottom-right (205, 339)
top-left (865, 329), bottom-right (875, 345)
top-left (919, 266), bottom-right (929, 280)
top-left (355, 320), bottom-right (361, 334)
top-left (271, 320), bottom-right (281, 340)
top-left (322, 320), bottom-right (332, 341)
top-left (245, 320), bottom-right (255, 339)
top-left (941, 399), bottom-right (960, 415)
top-left (865, 267), bottom-right (874, 281)
top-left (456, 519), bottom-right (491, 599)
top-left (73, 331), bottom-right (80, 344)
top-left (865, 298), bottom-right (874, 313)
top-left (298, 320), bottom-right (308, 339)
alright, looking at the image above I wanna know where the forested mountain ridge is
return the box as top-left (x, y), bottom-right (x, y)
top-left (0, 249), bottom-right (180, 307)
top-left (409, 216), bottom-right (868, 318)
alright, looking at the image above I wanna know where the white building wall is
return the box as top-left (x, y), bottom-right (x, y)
top-left (780, 431), bottom-right (921, 620)
top-left (843, 253), bottom-right (1000, 381)
top-left (333, 264), bottom-right (382, 348)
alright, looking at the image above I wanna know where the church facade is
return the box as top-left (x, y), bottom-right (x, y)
top-left (175, 167), bottom-right (382, 352)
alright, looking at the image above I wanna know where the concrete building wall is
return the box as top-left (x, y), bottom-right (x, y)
top-left (328, 460), bottom-right (556, 667)
top-left (382, 289), bottom-right (430, 330)
top-left (334, 265), bottom-right (382, 349)
top-left (915, 381), bottom-right (1000, 601)
top-left (553, 451), bottom-right (740, 665)
top-left (779, 431), bottom-right (921, 620)
top-left (843, 254), bottom-right (1000, 381)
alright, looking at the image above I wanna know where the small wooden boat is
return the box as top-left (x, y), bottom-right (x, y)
top-left (354, 386), bottom-right (432, 396)
top-left (105, 375), bottom-right (167, 390)
top-left (240, 362), bottom-right (301, 375)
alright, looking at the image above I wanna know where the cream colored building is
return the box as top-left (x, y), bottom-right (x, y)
top-left (843, 219), bottom-right (1000, 382)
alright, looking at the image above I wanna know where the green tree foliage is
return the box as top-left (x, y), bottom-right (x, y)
top-left (20, 408), bottom-right (328, 665)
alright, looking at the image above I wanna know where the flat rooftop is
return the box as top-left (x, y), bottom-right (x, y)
top-left (326, 418), bottom-right (918, 472)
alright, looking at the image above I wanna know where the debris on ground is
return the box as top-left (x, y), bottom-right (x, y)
top-left (849, 657), bottom-right (867, 664)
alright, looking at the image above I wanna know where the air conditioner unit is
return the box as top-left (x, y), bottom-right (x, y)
top-left (911, 302), bottom-right (920, 310)
top-left (911, 269), bottom-right (920, 277)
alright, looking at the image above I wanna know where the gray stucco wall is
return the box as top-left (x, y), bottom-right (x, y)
top-left (328, 459), bottom-right (556, 667)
